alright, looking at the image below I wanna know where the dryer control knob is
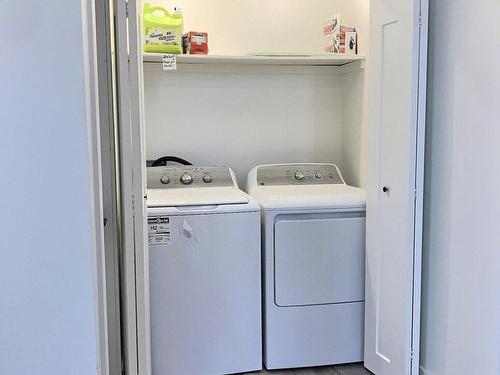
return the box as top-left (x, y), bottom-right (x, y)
top-left (294, 171), bottom-right (305, 181)
top-left (160, 175), bottom-right (170, 184)
top-left (202, 174), bottom-right (213, 183)
top-left (180, 173), bottom-right (193, 185)
top-left (314, 172), bottom-right (323, 180)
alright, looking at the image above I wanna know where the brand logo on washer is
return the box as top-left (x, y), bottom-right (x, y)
top-left (148, 217), bottom-right (169, 224)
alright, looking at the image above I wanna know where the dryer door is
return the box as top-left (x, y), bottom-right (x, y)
top-left (274, 212), bottom-right (365, 307)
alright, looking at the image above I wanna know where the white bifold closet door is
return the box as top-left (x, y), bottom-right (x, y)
top-left (114, 0), bottom-right (150, 374)
top-left (364, 0), bottom-right (428, 375)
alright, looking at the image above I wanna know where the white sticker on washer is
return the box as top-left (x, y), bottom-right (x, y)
top-left (148, 216), bottom-right (171, 245)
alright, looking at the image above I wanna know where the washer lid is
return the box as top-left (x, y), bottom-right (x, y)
top-left (147, 186), bottom-right (250, 207)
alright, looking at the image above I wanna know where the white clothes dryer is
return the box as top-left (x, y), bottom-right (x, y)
top-left (147, 165), bottom-right (262, 375)
top-left (247, 163), bottom-right (366, 370)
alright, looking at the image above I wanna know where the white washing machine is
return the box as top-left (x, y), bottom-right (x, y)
top-left (147, 165), bottom-right (262, 375)
top-left (247, 163), bottom-right (366, 370)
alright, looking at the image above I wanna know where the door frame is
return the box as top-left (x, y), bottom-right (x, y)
top-left (94, 0), bottom-right (124, 372)
top-left (411, 0), bottom-right (429, 373)
top-left (82, 0), bottom-right (110, 372)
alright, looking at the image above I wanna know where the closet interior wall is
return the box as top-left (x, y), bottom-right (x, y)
top-left (143, 0), bottom-right (369, 187)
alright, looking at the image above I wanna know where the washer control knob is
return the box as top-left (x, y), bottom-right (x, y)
top-left (160, 175), bottom-right (170, 184)
top-left (202, 174), bottom-right (213, 183)
top-left (294, 171), bottom-right (305, 181)
top-left (314, 172), bottom-right (323, 180)
top-left (180, 173), bottom-right (193, 185)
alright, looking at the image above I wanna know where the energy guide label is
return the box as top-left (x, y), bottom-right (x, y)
top-left (148, 217), bottom-right (171, 245)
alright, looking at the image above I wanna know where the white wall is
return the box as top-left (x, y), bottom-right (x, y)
top-left (340, 69), bottom-right (365, 187)
top-left (421, 1), bottom-right (500, 374)
top-left (0, 1), bottom-right (98, 374)
top-left (145, 65), bottom-right (348, 185)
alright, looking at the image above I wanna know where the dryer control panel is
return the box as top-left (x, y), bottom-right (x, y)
top-left (147, 166), bottom-right (236, 189)
top-left (256, 164), bottom-right (345, 186)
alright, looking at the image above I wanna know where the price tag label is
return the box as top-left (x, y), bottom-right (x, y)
top-left (148, 216), bottom-right (171, 245)
top-left (162, 54), bottom-right (177, 71)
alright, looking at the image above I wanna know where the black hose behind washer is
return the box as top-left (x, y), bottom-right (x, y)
top-left (151, 156), bottom-right (193, 167)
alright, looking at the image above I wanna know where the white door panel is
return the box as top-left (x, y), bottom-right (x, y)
top-left (365, 1), bottom-right (427, 375)
top-left (114, 0), bottom-right (150, 374)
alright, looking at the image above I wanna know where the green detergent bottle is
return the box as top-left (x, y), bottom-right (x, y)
top-left (143, 3), bottom-right (183, 54)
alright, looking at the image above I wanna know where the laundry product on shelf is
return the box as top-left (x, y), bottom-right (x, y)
top-left (324, 16), bottom-right (358, 55)
top-left (344, 31), bottom-right (357, 55)
top-left (340, 26), bottom-right (357, 54)
top-left (183, 32), bottom-right (209, 55)
top-left (324, 15), bottom-right (341, 53)
top-left (143, 3), bottom-right (183, 54)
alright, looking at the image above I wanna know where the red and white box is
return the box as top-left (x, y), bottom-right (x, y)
top-left (324, 15), bottom-right (341, 53)
top-left (339, 26), bottom-right (357, 54)
top-left (182, 31), bottom-right (208, 55)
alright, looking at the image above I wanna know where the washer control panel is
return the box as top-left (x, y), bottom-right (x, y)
top-left (147, 166), bottom-right (235, 189)
top-left (256, 164), bottom-right (344, 186)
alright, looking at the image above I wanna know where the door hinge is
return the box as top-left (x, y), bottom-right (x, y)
top-left (418, 15), bottom-right (423, 28)
top-left (125, 1), bottom-right (129, 18)
top-left (132, 194), bottom-right (135, 211)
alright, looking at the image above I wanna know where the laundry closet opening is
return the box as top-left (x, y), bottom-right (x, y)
top-left (143, 0), bottom-right (369, 187)
top-left (115, 0), bottom-right (428, 374)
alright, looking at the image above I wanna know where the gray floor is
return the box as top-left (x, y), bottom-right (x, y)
top-left (245, 363), bottom-right (373, 375)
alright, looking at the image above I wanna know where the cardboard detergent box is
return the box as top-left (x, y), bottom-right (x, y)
top-left (324, 16), bottom-right (358, 54)
top-left (182, 31), bottom-right (208, 54)
top-left (340, 26), bottom-right (357, 54)
top-left (323, 15), bottom-right (341, 53)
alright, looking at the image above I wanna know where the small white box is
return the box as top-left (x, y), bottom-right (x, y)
top-left (345, 31), bottom-right (357, 55)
